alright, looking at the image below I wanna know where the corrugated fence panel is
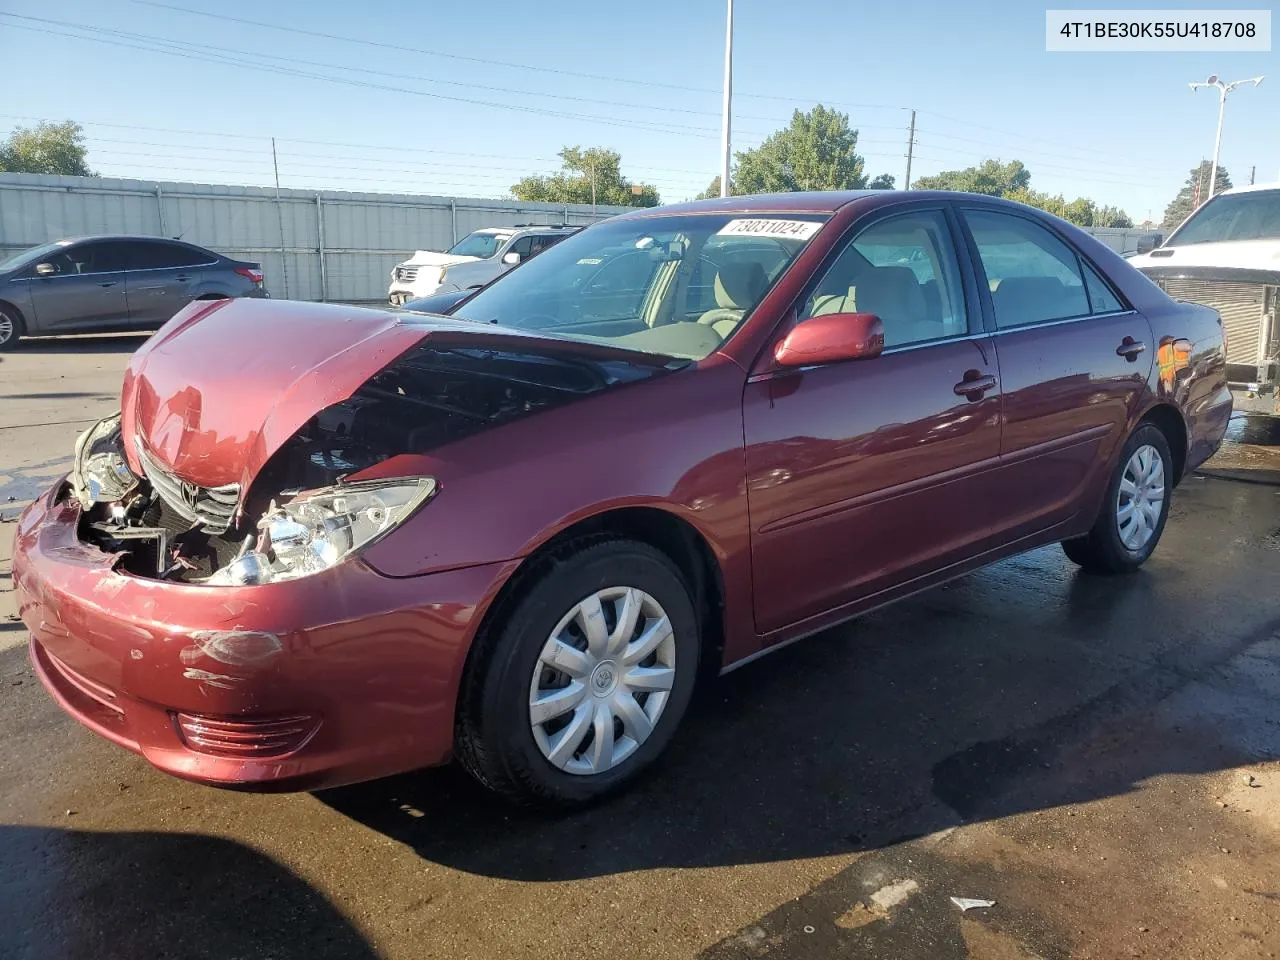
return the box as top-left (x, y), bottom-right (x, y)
top-left (0, 173), bottom-right (628, 302)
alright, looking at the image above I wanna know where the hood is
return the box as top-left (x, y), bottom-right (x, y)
top-left (1129, 238), bottom-right (1280, 273)
top-left (402, 251), bottom-right (481, 268)
top-left (120, 299), bottom-right (674, 493)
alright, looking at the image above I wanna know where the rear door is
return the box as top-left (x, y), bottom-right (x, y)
top-left (958, 207), bottom-right (1155, 536)
top-left (123, 240), bottom-right (216, 326)
top-left (744, 205), bottom-right (1005, 636)
top-left (26, 240), bottom-right (131, 331)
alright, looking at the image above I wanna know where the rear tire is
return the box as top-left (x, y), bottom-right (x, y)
top-left (456, 538), bottom-right (700, 808)
top-left (0, 304), bottom-right (25, 351)
top-left (1062, 423), bottom-right (1173, 574)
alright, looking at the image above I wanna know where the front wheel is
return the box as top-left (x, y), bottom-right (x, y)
top-left (456, 539), bottom-right (700, 807)
top-left (0, 304), bottom-right (25, 351)
top-left (1062, 423), bottom-right (1173, 573)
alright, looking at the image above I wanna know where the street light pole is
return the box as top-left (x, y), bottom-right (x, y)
top-left (719, 0), bottom-right (733, 198)
top-left (1189, 74), bottom-right (1264, 200)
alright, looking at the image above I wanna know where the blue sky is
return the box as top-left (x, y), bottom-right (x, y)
top-left (1, 0), bottom-right (1275, 222)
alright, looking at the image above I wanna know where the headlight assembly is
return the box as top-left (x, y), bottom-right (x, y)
top-left (69, 414), bottom-right (138, 510)
top-left (204, 477), bottom-right (436, 586)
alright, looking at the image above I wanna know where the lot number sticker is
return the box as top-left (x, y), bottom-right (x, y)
top-left (716, 219), bottom-right (822, 240)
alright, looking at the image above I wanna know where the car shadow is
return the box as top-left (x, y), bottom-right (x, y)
top-left (0, 826), bottom-right (378, 960)
top-left (13, 333), bottom-right (152, 356)
top-left (316, 493), bottom-right (1280, 884)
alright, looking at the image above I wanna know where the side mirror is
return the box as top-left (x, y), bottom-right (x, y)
top-left (34, 262), bottom-right (55, 276)
top-left (502, 252), bottom-right (521, 265)
top-left (774, 312), bottom-right (885, 367)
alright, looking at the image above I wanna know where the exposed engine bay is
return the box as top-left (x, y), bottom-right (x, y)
top-left (74, 342), bottom-right (675, 584)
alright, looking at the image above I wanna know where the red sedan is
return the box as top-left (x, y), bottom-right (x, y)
top-left (12, 192), bottom-right (1231, 806)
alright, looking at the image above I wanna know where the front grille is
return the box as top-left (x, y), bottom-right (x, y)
top-left (135, 440), bottom-right (241, 534)
top-left (395, 265), bottom-right (419, 282)
top-left (1156, 278), bottom-right (1270, 367)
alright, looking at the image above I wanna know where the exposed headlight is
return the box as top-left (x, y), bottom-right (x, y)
top-left (204, 477), bottom-right (436, 586)
top-left (70, 414), bottom-right (138, 510)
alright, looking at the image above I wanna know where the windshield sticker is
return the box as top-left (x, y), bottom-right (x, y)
top-left (576, 258), bottom-right (603, 265)
top-left (716, 219), bottom-right (821, 240)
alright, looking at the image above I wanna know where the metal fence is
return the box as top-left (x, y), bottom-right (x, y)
top-left (1082, 226), bottom-right (1164, 255)
top-left (0, 173), bottom-right (630, 302)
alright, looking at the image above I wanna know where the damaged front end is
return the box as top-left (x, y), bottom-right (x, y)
top-left (73, 333), bottom-right (673, 586)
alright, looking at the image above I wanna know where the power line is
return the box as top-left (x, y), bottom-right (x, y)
top-left (2, 17), bottom-right (765, 141)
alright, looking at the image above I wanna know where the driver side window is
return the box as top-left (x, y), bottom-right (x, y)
top-left (801, 210), bottom-right (967, 349)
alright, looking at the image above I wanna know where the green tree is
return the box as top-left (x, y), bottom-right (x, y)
top-left (913, 159), bottom-right (1031, 196)
top-left (1160, 161), bottom-right (1233, 232)
top-left (695, 176), bottom-right (723, 200)
top-left (868, 173), bottom-right (896, 190)
top-left (511, 146), bottom-right (659, 208)
top-left (733, 105), bottom-right (870, 193)
top-left (1095, 205), bottom-right (1133, 228)
top-left (0, 121), bottom-right (93, 176)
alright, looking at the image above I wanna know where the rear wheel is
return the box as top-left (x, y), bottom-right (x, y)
top-left (0, 304), bottom-right (24, 351)
top-left (1062, 423), bottom-right (1172, 573)
top-left (456, 539), bottom-right (699, 807)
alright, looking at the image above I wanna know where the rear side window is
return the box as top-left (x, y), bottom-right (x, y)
top-left (964, 210), bottom-right (1090, 328)
top-left (1082, 261), bottom-right (1124, 314)
top-left (128, 241), bottom-right (215, 270)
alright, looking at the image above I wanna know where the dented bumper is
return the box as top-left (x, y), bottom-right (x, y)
top-left (12, 484), bottom-right (513, 791)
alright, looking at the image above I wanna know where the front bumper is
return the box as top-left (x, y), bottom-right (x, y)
top-left (12, 483), bottom-right (512, 791)
top-left (388, 280), bottom-right (451, 305)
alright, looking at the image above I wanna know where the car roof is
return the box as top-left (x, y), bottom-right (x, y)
top-left (51, 234), bottom-right (209, 245)
top-left (1220, 182), bottom-right (1280, 196)
top-left (608, 190), bottom-right (1051, 221)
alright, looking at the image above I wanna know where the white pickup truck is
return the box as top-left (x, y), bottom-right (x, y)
top-left (388, 225), bottom-right (580, 305)
top-left (1129, 183), bottom-right (1280, 386)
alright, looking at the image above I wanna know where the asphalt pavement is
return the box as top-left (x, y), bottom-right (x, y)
top-left (2, 334), bottom-right (1279, 960)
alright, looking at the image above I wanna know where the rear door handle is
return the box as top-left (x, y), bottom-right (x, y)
top-left (175, 275), bottom-right (192, 282)
top-left (1116, 338), bottom-right (1146, 360)
top-left (97, 280), bottom-right (118, 288)
top-left (953, 373), bottom-right (997, 399)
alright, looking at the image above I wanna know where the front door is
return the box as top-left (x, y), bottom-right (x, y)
top-left (744, 207), bottom-right (1004, 636)
top-left (959, 207), bottom-right (1155, 536)
top-left (26, 240), bottom-right (130, 330)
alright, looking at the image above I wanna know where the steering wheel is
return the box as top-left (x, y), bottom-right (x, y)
top-left (696, 308), bottom-right (743, 327)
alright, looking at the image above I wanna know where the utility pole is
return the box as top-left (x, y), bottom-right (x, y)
top-left (719, 0), bottom-right (733, 197)
top-left (1189, 74), bottom-right (1264, 199)
top-left (904, 109), bottom-right (916, 190)
top-left (590, 156), bottom-right (597, 213)
top-left (1250, 165), bottom-right (1256, 186)
top-left (271, 137), bottom-right (290, 299)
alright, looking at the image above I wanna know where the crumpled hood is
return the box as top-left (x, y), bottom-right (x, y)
top-left (119, 299), bottom-right (669, 494)
top-left (120, 299), bottom-right (436, 491)
top-left (402, 251), bottom-right (481, 268)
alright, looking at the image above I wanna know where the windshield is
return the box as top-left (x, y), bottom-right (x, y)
top-left (452, 213), bottom-right (827, 360)
top-left (0, 240), bottom-right (70, 273)
top-left (447, 232), bottom-right (509, 258)
top-left (1167, 189), bottom-right (1280, 246)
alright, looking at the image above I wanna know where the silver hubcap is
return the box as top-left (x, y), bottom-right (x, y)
top-left (0, 315), bottom-right (13, 345)
top-left (1117, 444), bottom-right (1165, 551)
top-left (529, 586), bottom-right (676, 776)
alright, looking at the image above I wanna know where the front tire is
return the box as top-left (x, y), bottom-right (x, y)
top-left (1062, 423), bottom-right (1173, 573)
top-left (0, 304), bottom-right (25, 351)
top-left (456, 538), bottom-right (700, 807)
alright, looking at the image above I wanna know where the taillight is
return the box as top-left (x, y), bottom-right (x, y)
top-left (235, 266), bottom-right (265, 285)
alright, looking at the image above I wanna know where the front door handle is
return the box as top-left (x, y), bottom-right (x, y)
top-left (1116, 338), bottom-right (1146, 360)
top-left (175, 275), bottom-right (192, 282)
top-left (953, 372), bottom-right (997, 400)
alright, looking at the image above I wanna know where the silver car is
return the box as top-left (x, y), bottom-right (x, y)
top-left (0, 235), bottom-right (267, 350)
